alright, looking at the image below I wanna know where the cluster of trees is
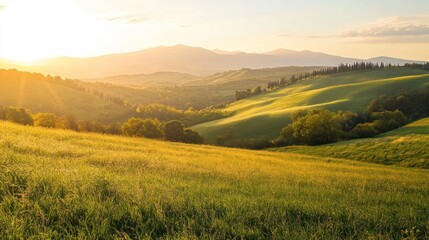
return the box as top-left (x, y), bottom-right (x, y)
top-left (367, 88), bottom-right (429, 121)
top-left (275, 108), bottom-right (408, 146)
top-left (234, 86), bottom-right (263, 101)
top-left (4, 110), bottom-right (122, 135)
top-left (122, 118), bottom-right (202, 143)
top-left (0, 106), bottom-right (203, 144)
top-left (404, 62), bottom-right (429, 70)
top-left (238, 62), bottom-right (429, 101)
top-left (0, 107), bottom-right (34, 126)
top-left (90, 89), bottom-right (126, 106)
top-left (133, 104), bottom-right (228, 127)
top-left (275, 87), bottom-right (429, 147)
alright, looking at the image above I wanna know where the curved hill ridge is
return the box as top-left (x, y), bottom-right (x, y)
top-left (192, 68), bottom-right (429, 141)
top-left (272, 117), bottom-right (429, 168)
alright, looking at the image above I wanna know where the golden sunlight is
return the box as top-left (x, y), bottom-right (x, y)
top-left (0, 0), bottom-right (103, 62)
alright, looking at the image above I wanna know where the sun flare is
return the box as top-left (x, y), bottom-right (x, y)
top-left (0, 0), bottom-right (104, 62)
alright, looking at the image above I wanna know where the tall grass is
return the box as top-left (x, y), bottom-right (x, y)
top-left (0, 121), bottom-right (428, 239)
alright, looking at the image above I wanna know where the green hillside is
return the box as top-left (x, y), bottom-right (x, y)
top-left (77, 67), bottom-right (324, 110)
top-left (0, 70), bottom-right (129, 122)
top-left (0, 121), bottom-right (428, 239)
top-left (186, 66), bottom-right (324, 89)
top-left (272, 117), bottom-right (429, 169)
top-left (192, 68), bottom-right (429, 142)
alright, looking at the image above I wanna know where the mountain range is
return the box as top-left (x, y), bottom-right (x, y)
top-left (0, 45), bottom-right (426, 79)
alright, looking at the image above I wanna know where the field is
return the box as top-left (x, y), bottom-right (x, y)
top-left (0, 121), bottom-right (428, 239)
top-left (272, 117), bottom-right (429, 169)
top-left (192, 68), bottom-right (429, 142)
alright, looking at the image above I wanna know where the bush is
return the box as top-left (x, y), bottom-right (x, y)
top-left (121, 118), bottom-right (163, 139)
top-left (371, 110), bottom-right (408, 132)
top-left (182, 129), bottom-right (204, 144)
top-left (77, 120), bottom-right (105, 133)
top-left (33, 113), bottom-right (57, 128)
top-left (105, 123), bottom-right (122, 135)
top-left (163, 120), bottom-right (186, 142)
top-left (276, 125), bottom-right (295, 146)
top-left (162, 120), bottom-right (203, 144)
top-left (281, 109), bottom-right (343, 146)
top-left (351, 123), bottom-right (379, 138)
top-left (0, 107), bottom-right (33, 126)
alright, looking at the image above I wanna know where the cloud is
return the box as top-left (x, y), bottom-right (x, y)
top-left (106, 14), bottom-right (148, 24)
top-left (279, 34), bottom-right (335, 39)
top-left (339, 15), bottom-right (429, 38)
top-left (0, 5), bottom-right (5, 11)
top-left (279, 14), bottom-right (429, 43)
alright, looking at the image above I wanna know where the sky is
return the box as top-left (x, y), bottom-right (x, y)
top-left (0, 0), bottom-right (429, 62)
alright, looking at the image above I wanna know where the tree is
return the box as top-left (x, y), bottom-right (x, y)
top-left (121, 118), bottom-right (163, 139)
top-left (350, 123), bottom-right (379, 138)
top-left (77, 120), bottom-right (105, 133)
top-left (33, 113), bottom-right (57, 128)
top-left (251, 86), bottom-right (262, 95)
top-left (0, 107), bottom-right (33, 125)
top-left (370, 110), bottom-right (407, 132)
top-left (277, 124), bottom-right (296, 146)
top-left (105, 123), bottom-right (122, 135)
top-left (294, 109), bottom-right (343, 145)
top-left (182, 129), bottom-right (203, 144)
top-left (163, 120), bottom-right (185, 142)
top-left (280, 109), bottom-right (343, 146)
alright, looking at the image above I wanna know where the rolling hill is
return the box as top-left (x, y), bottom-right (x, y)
top-left (182, 66), bottom-right (325, 89)
top-left (0, 45), bottom-right (425, 79)
top-left (271, 117), bottom-right (429, 169)
top-left (0, 121), bottom-right (428, 238)
top-left (83, 66), bottom-right (324, 89)
top-left (0, 69), bottom-right (130, 122)
top-left (84, 72), bottom-right (198, 87)
top-left (192, 68), bottom-right (429, 142)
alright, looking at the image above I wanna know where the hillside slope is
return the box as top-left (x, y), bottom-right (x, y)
top-left (0, 70), bottom-right (129, 122)
top-left (84, 72), bottom-right (198, 87)
top-left (0, 121), bottom-right (428, 238)
top-left (82, 66), bottom-right (324, 90)
top-left (272, 117), bottom-right (429, 168)
top-left (192, 68), bottom-right (429, 142)
top-left (184, 66), bottom-right (324, 89)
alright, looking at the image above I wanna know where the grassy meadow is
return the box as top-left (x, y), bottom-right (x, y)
top-left (0, 72), bottom-right (129, 122)
top-left (0, 121), bottom-right (428, 239)
top-left (272, 117), bottom-right (429, 169)
top-left (192, 68), bottom-right (429, 142)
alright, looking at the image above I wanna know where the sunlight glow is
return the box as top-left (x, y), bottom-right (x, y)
top-left (0, 0), bottom-right (105, 62)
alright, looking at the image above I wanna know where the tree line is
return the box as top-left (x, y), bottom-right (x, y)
top-left (0, 107), bottom-right (203, 144)
top-left (275, 87), bottom-right (429, 146)
top-left (235, 62), bottom-right (429, 101)
top-left (222, 87), bottom-right (429, 149)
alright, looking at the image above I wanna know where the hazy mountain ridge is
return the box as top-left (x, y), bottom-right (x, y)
top-left (0, 45), bottom-right (426, 79)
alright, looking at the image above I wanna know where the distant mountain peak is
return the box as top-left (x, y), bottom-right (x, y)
top-left (1, 45), bottom-right (425, 79)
